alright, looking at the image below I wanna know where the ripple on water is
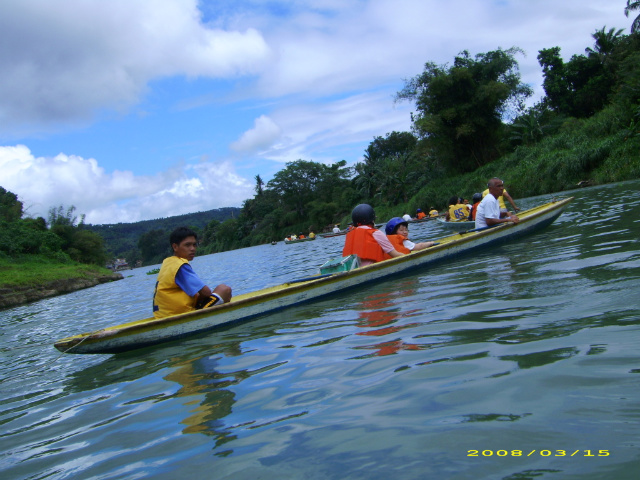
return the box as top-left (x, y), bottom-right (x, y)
top-left (2, 183), bottom-right (640, 479)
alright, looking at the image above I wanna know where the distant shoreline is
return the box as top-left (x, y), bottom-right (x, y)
top-left (0, 272), bottom-right (124, 310)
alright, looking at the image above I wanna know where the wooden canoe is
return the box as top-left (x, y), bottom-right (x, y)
top-left (436, 217), bottom-right (476, 229)
top-left (284, 237), bottom-right (316, 244)
top-left (54, 197), bottom-right (572, 355)
top-left (318, 230), bottom-right (348, 238)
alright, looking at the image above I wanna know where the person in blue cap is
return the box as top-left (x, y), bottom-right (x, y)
top-left (385, 217), bottom-right (435, 253)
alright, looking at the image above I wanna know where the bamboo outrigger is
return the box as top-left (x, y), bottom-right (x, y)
top-left (54, 197), bottom-right (572, 355)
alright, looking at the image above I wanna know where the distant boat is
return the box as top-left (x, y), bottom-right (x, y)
top-left (408, 215), bottom-right (439, 224)
top-left (436, 217), bottom-right (475, 229)
top-left (318, 230), bottom-right (348, 238)
top-left (284, 237), bottom-right (316, 244)
top-left (112, 259), bottom-right (131, 271)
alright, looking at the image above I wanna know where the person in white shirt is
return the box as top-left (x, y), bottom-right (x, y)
top-left (475, 178), bottom-right (520, 229)
top-left (333, 225), bottom-right (341, 233)
top-left (402, 213), bottom-right (412, 222)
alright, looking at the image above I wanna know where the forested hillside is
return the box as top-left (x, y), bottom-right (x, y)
top-left (196, 26), bottom-right (640, 253)
top-left (85, 207), bottom-right (241, 266)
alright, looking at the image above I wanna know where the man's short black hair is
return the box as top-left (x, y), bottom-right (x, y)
top-left (170, 226), bottom-right (198, 246)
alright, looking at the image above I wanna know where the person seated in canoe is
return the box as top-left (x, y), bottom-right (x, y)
top-left (428, 207), bottom-right (439, 217)
top-left (308, 231), bottom-right (316, 239)
top-left (416, 208), bottom-right (426, 220)
top-left (475, 178), bottom-right (520, 229)
top-left (402, 212), bottom-right (412, 221)
top-left (332, 224), bottom-right (341, 233)
top-left (385, 217), bottom-right (435, 253)
top-left (445, 196), bottom-right (471, 222)
top-left (152, 227), bottom-right (232, 319)
top-left (482, 179), bottom-right (520, 215)
top-left (342, 204), bottom-right (405, 266)
top-left (468, 192), bottom-right (483, 221)
top-left (298, 232), bottom-right (306, 239)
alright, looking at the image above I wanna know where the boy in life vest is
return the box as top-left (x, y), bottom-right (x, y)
top-left (153, 227), bottom-right (232, 319)
top-left (385, 217), bottom-right (435, 253)
top-left (342, 204), bottom-right (404, 266)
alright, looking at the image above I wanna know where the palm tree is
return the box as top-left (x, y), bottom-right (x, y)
top-left (585, 26), bottom-right (624, 60)
top-left (510, 111), bottom-right (549, 146)
top-left (626, 0), bottom-right (640, 34)
top-left (254, 174), bottom-right (264, 195)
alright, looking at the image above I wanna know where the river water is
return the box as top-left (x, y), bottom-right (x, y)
top-left (1, 181), bottom-right (639, 480)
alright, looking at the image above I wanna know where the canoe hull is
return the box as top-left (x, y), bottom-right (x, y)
top-left (436, 217), bottom-right (475, 229)
top-left (55, 197), bottom-right (572, 354)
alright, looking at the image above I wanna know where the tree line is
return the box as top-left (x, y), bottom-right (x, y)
top-left (200, 24), bottom-right (640, 253)
top-left (3, 12), bottom-right (640, 267)
top-left (0, 191), bottom-right (107, 265)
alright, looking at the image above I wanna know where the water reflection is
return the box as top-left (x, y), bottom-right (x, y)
top-left (2, 181), bottom-right (640, 479)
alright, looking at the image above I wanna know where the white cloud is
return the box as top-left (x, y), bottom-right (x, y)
top-left (0, 0), bottom-right (271, 136)
top-left (0, 145), bottom-right (253, 224)
top-left (230, 115), bottom-right (283, 153)
top-left (243, 0), bottom-right (626, 102)
top-left (256, 91), bottom-right (413, 165)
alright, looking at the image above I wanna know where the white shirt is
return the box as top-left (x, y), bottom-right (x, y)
top-left (403, 239), bottom-right (416, 251)
top-left (402, 214), bottom-right (412, 221)
top-left (333, 226), bottom-right (341, 233)
top-left (475, 193), bottom-right (500, 229)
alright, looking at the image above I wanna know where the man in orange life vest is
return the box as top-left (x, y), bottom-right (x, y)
top-left (342, 204), bottom-right (404, 266)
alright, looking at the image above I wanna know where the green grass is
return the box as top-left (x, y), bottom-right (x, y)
top-left (0, 254), bottom-right (114, 289)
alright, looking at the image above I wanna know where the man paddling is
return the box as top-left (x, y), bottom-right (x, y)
top-left (342, 204), bottom-right (404, 266)
top-left (152, 227), bottom-right (232, 319)
top-left (475, 178), bottom-right (519, 229)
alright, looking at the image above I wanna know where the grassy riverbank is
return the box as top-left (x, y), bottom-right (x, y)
top-left (0, 254), bottom-right (116, 289)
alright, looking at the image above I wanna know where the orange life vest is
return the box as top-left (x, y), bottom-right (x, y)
top-left (417, 212), bottom-right (426, 219)
top-left (386, 234), bottom-right (411, 254)
top-left (471, 201), bottom-right (481, 220)
top-left (343, 227), bottom-right (390, 263)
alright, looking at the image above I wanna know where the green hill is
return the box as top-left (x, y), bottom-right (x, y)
top-left (85, 207), bottom-right (241, 263)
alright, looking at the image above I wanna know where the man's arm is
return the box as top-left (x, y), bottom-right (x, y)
top-left (503, 190), bottom-right (520, 211)
top-left (485, 214), bottom-right (519, 226)
top-left (176, 265), bottom-right (232, 304)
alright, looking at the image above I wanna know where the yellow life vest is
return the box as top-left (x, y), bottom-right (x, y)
top-left (153, 256), bottom-right (197, 318)
top-left (448, 203), bottom-right (470, 221)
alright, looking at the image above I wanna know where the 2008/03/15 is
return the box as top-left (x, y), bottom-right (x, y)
top-left (468, 450), bottom-right (610, 457)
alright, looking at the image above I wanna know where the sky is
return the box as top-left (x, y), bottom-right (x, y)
top-left (0, 0), bottom-right (631, 225)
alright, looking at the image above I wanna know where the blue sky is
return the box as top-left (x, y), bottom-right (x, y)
top-left (0, 0), bottom-right (630, 224)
